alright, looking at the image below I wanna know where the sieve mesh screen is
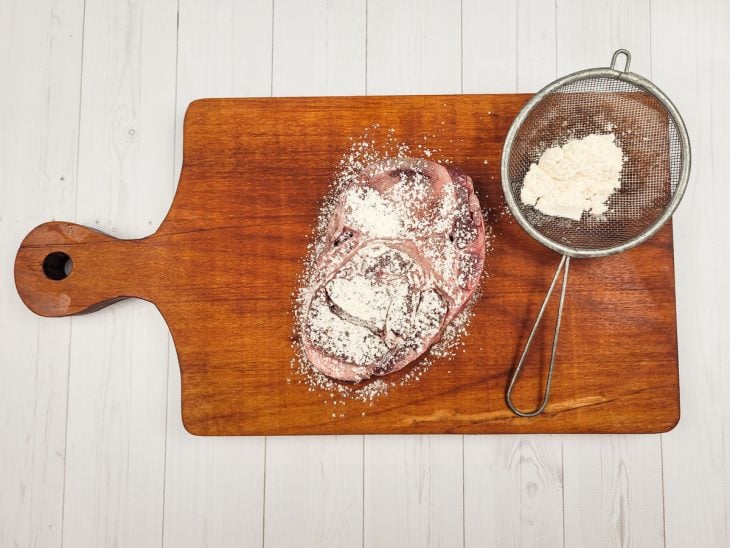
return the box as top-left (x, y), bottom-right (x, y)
top-left (506, 77), bottom-right (683, 252)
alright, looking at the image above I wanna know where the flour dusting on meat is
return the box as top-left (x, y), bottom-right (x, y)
top-left (293, 133), bottom-right (487, 394)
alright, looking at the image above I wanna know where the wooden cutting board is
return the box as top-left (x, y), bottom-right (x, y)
top-left (14, 95), bottom-right (680, 435)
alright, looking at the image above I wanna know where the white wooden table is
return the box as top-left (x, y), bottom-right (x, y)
top-left (1, 1), bottom-right (726, 546)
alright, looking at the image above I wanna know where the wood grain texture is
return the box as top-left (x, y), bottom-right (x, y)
top-left (563, 435), bottom-right (664, 548)
top-left (263, 2), bottom-right (366, 547)
top-left (367, 0), bottom-right (461, 95)
top-left (161, 2), bottom-right (271, 546)
top-left (462, 0), bottom-right (517, 94)
top-left (656, 1), bottom-right (730, 547)
top-left (364, 435), bottom-right (463, 547)
top-left (162, 425), bottom-right (265, 548)
top-left (266, 436), bottom-right (364, 547)
top-left (464, 437), bottom-right (524, 547)
top-left (5, 1), bottom-right (727, 545)
top-left (59, 0), bottom-right (177, 546)
top-left (556, 3), bottom-right (667, 547)
top-left (15, 92), bottom-right (680, 435)
top-left (0, 1), bottom-right (83, 546)
top-left (264, 0), bottom-right (365, 546)
top-left (464, 436), bottom-right (563, 548)
top-left (462, 7), bottom-right (523, 548)
top-left (364, 4), bottom-right (465, 547)
top-left (556, 0), bottom-right (652, 77)
top-left (463, 5), bottom-right (564, 548)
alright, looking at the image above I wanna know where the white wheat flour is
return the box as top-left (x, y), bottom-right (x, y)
top-left (520, 133), bottom-right (625, 220)
top-left (290, 127), bottom-right (492, 408)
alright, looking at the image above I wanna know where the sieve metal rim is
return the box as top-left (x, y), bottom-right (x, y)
top-left (500, 63), bottom-right (692, 259)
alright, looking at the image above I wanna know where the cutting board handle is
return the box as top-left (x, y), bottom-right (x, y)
top-left (14, 222), bottom-right (155, 317)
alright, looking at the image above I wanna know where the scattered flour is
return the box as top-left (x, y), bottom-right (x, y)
top-left (520, 133), bottom-right (625, 220)
top-left (290, 126), bottom-right (491, 410)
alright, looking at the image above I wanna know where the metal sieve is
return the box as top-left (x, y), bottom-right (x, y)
top-left (501, 49), bottom-right (691, 417)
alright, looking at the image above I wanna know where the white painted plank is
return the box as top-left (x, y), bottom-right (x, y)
top-left (162, 2), bottom-right (273, 546)
top-left (272, 0), bottom-right (366, 97)
top-left (463, 3), bottom-right (563, 547)
top-left (513, 9), bottom-right (563, 545)
top-left (364, 436), bottom-right (463, 548)
top-left (264, 1), bottom-right (365, 547)
top-left (464, 437), bottom-right (563, 548)
top-left (61, 0), bottom-right (178, 546)
top-left (562, 436), bottom-right (664, 547)
top-left (555, 2), bottom-right (665, 547)
top-left (654, 1), bottom-right (730, 547)
top-left (162, 429), bottom-right (266, 548)
top-left (463, 437), bottom-right (522, 547)
top-left (515, 0), bottom-right (558, 91)
top-left (517, 438), bottom-right (563, 548)
top-left (0, 2), bottom-right (83, 546)
top-left (462, 0), bottom-right (517, 93)
top-left (366, 0), bottom-right (461, 95)
top-left (364, 2), bottom-right (463, 546)
top-left (265, 436), bottom-right (364, 548)
top-left (555, 0), bottom-right (651, 76)
top-left (3, 2), bottom-right (729, 547)
top-left (463, 0), bottom-right (556, 95)
top-left (172, 0), bottom-right (274, 181)
top-left (63, 304), bottom-right (171, 547)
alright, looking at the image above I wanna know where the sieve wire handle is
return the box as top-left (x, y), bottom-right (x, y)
top-left (610, 49), bottom-right (631, 72)
top-left (506, 255), bottom-right (570, 417)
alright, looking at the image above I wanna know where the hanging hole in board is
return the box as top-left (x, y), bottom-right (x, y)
top-left (43, 252), bottom-right (73, 281)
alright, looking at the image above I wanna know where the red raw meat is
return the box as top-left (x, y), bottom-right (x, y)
top-left (300, 157), bottom-right (485, 382)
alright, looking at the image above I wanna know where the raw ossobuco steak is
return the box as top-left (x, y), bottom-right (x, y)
top-left (300, 157), bottom-right (486, 382)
